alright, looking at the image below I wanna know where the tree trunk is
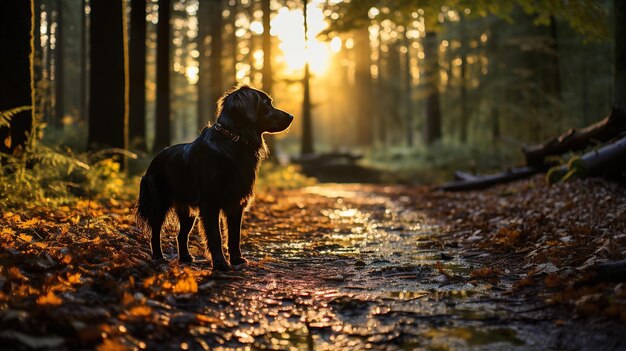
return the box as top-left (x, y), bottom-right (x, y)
top-left (129, 0), bottom-right (147, 150)
top-left (422, 31), bottom-right (442, 145)
top-left (261, 0), bottom-right (272, 94)
top-left (88, 0), bottom-right (128, 153)
top-left (300, 0), bottom-right (313, 155)
top-left (523, 107), bottom-right (626, 167)
top-left (229, 1), bottom-right (238, 87)
top-left (54, 0), bottom-right (64, 128)
top-left (0, 0), bottom-right (34, 154)
top-left (460, 53), bottom-right (468, 143)
top-left (354, 20), bottom-right (373, 146)
top-left (153, 0), bottom-right (171, 152)
top-left (208, 0), bottom-right (224, 121)
top-left (261, 0), bottom-right (277, 159)
top-left (197, 0), bottom-right (209, 129)
top-left (387, 42), bottom-right (403, 146)
top-left (80, 0), bottom-right (88, 123)
top-left (403, 38), bottom-right (414, 147)
top-left (459, 17), bottom-right (469, 144)
top-left (615, 0), bottom-right (626, 109)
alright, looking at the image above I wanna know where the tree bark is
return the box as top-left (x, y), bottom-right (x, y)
top-left (197, 0), bottom-right (209, 129)
top-left (130, 0), bottom-right (147, 150)
top-left (353, 20), bottom-right (373, 146)
top-left (153, 0), bottom-right (171, 152)
top-left (523, 107), bottom-right (626, 167)
top-left (0, 0), bottom-right (34, 154)
top-left (208, 0), bottom-right (224, 121)
top-left (261, 0), bottom-right (277, 160)
top-left (615, 0), bottom-right (626, 109)
top-left (88, 0), bottom-right (128, 153)
top-left (440, 167), bottom-right (539, 191)
top-left (54, 0), bottom-right (64, 128)
top-left (80, 0), bottom-right (88, 123)
top-left (403, 38), bottom-right (414, 147)
top-left (229, 1), bottom-right (238, 87)
top-left (261, 0), bottom-right (272, 94)
top-left (422, 31), bottom-right (442, 145)
top-left (300, 0), bottom-right (313, 155)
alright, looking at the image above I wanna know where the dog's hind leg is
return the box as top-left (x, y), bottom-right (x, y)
top-left (175, 206), bottom-right (196, 263)
top-left (149, 211), bottom-right (167, 260)
top-left (225, 205), bottom-right (247, 266)
top-left (200, 204), bottom-right (230, 271)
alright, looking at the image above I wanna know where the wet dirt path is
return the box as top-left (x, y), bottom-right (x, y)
top-left (153, 184), bottom-right (571, 350)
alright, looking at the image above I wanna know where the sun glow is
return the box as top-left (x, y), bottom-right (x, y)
top-left (270, 3), bottom-right (334, 75)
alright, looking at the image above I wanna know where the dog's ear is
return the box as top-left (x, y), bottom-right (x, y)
top-left (217, 87), bottom-right (260, 127)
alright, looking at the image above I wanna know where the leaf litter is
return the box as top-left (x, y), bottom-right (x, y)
top-left (0, 177), bottom-right (625, 350)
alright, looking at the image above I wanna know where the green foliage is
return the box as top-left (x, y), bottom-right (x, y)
top-left (369, 142), bottom-right (521, 184)
top-left (255, 162), bottom-right (317, 191)
top-left (0, 143), bottom-right (139, 210)
top-left (0, 106), bottom-right (32, 128)
top-left (324, 0), bottom-right (608, 40)
top-left (546, 156), bottom-right (589, 185)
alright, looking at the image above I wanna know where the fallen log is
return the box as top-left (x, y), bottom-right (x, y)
top-left (548, 133), bottom-right (626, 182)
top-left (439, 167), bottom-right (540, 191)
top-left (442, 134), bottom-right (626, 191)
top-left (523, 107), bottom-right (626, 167)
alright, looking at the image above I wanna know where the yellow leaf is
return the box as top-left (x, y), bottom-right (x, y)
top-left (96, 338), bottom-right (129, 351)
top-left (37, 291), bottom-right (62, 305)
top-left (4, 135), bottom-right (11, 148)
top-left (128, 305), bottom-right (152, 317)
top-left (17, 217), bottom-right (39, 229)
top-left (18, 233), bottom-right (33, 243)
top-left (66, 272), bottom-right (81, 285)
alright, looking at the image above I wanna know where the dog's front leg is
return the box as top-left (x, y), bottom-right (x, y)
top-left (226, 206), bottom-right (247, 266)
top-left (200, 204), bottom-right (230, 271)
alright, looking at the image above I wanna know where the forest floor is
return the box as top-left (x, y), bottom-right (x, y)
top-left (1, 176), bottom-right (626, 350)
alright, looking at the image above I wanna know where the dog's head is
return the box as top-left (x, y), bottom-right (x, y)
top-left (216, 85), bottom-right (293, 135)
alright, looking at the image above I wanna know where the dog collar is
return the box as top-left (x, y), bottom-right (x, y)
top-left (213, 123), bottom-right (244, 143)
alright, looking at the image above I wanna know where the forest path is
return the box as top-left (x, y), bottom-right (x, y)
top-left (2, 183), bottom-right (624, 350)
top-left (167, 184), bottom-right (565, 350)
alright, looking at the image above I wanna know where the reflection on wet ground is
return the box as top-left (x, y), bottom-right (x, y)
top-left (154, 184), bottom-right (557, 350)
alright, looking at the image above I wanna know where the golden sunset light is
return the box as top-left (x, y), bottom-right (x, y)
top-left (270, 3), bottom-right (334, 75)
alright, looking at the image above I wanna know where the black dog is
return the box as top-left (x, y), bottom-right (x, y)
top-left (136, 86), bottom-right (293, 270)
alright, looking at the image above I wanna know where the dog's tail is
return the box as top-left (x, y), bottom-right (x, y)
top-left (135, 174), bottom-right (160, 235)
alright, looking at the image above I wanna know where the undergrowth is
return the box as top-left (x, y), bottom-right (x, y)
top-left (368, 141), bottom-right (522, 184)
top-left (0, 146), bottom-right (140, 209)
top-left (1, 107), bottom-right (139, 209)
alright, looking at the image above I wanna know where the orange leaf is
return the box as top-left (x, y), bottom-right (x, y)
top-left (37, 291), bottom-right (62, 305)
top-left (128, 305), bottom-right (152, 317)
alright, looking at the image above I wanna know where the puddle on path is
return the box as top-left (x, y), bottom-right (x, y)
top-left (153, 184), bottom-right (558, 350)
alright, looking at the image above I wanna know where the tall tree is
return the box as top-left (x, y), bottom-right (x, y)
top-left (0, 0), bottom-right (34, 154)
top-left (153, 0), bottom-right (171, 152)
top-left (80, 0), bottom-right (88, 123)
top-left (616, 0), bottom-right (626, 109)
top-left (197, 0), bottom-right (210, 129)
top-left (208, 0), bottom-right (224, 121)
top-left (422, 31), bottom-right (442, 144)
top-left (130, 0), bottom-right (147, 150)
top-left (88, 0), bottom-right (128, 152)
top-left (54, 0), bottom-right (64, 127)
top-left (261, 0), bottom-right (277, 159)
top-left (300, 0), bottom-right (313, 154)
top-left (353, 16), bottom-right (373, 145)
top-left (403, 37), bottom-right (414, 147)
top-left (261, 0), bottom-right (272, 94)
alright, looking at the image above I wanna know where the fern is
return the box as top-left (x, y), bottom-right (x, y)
top-left (0, 105), bottom-right (32, 128)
